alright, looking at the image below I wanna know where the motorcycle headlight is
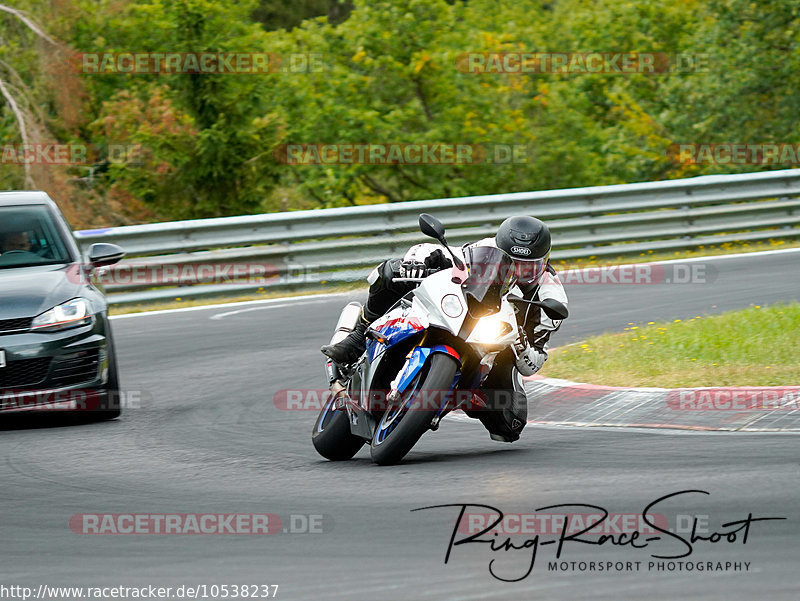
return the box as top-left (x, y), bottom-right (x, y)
top-left (31, 298), bottom-right (93, 332)
top-left (470, 314), bottom-right (514, 343)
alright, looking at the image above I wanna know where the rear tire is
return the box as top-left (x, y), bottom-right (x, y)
top-left (370, 353), bottom-right (458, 466)
top-left (312, 395), bottom-right (365, 461)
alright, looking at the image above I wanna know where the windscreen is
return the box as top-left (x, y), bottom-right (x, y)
top-left (461, 245), bottom-right (514, 316)
top-left (0, 205), bottom-right (72, 269)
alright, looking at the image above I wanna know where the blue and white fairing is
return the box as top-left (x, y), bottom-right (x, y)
top-left (365, 305), bottom-right (428, 364)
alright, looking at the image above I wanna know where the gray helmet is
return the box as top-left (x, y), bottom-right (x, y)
top-left (494, 215), bottom-right (551, 285)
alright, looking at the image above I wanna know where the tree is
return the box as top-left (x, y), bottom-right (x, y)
top-left (72, 0), bottom-right (285, 220)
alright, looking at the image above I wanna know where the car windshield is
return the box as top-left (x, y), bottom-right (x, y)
top-left (0, 205), bottom-right (72, 269)
top-left (461, 245), bottom-right (514, 316)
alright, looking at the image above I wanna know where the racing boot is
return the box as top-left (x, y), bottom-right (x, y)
top-left (320, 306), bottom-right (374, 365)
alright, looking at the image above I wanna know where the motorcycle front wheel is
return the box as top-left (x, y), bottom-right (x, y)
top-left (370, 353), bottom-right (458, 465)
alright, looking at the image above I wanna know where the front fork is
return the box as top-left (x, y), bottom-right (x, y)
top-left (325, 358), bottom-right (341, 387)
top-left (385, 344), bottom-right (468, 429)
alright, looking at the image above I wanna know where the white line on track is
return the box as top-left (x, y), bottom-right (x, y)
top-left (209, 298), bottom-right (332, 320)
top-left (593, 245), bottom-right (800, 268)
top-left (110, 291), bottom-right (353, 320)
top-left (110, 246), bottom-right (800, 320)
top-left (447, 412), bottom-right (800, 434)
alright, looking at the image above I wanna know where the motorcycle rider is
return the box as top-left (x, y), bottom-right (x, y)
top-left (320, 215), bottom-right (568, 442)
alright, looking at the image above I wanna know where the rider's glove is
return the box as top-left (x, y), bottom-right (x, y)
top-left (399, 260), bottom-right (428, 279)
top-left (513, 329), bottom-right (547, 376)
top-left (423, 249), bottom-right (453, 272)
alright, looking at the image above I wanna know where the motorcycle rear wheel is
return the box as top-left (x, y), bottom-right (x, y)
top-left (312, 394), bottom-right (366, 461)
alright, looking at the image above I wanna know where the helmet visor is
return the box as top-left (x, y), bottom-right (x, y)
top-left (513, 256), bottom-right (547, 286)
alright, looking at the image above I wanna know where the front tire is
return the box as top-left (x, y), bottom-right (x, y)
top-left (312, 394), bottom-right (366, 461)
top-left (93, 328), bottom-right (121, 421)
top-left (370, 353), bottom-right (458, 465)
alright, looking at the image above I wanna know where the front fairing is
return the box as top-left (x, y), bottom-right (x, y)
top-left (412, 269), bottom-right (467, 336)
top-left (366, 304), bottom-right (427, 364)
top-left (464, 297), bottom-right (518, 348)
top-left (354, 263), bottom-right (520, 417)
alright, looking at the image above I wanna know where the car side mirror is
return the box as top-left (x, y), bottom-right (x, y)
top-left (88, 243), bottom-right (125, 267)
top-left (419, 213), bottom-right (446, 241)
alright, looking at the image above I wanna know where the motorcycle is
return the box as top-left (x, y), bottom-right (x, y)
top-left (312, 214), bottom-right (568, 465)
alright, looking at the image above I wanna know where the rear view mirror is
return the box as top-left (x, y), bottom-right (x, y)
top-left (538, 298), bottom-right (569, 321)
top-left (419, 213), bottom-right (446, 241)
top-left (507, 295), bottom-right (569, 320)
top-left (419, 213), bottom-right (465, 271)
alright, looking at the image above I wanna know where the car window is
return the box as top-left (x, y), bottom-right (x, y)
top-left (0, 205), bottom-right (72, 268)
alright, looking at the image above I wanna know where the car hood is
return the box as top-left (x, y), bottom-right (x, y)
top-left (0, 263), bottom-right (84, 319)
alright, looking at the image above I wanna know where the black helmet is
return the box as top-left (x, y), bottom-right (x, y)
top-left (495, 215), bottom-right (551, 285)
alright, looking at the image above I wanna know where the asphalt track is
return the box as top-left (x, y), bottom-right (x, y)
top-left (1, 249), bottom-right (799, 600)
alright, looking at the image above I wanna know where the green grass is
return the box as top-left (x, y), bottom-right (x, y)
top-left (540, 303), bottom-right (800, 387)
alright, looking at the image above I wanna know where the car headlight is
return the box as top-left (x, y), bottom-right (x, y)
top-left (470, 314), bottom-right (514, 343)
top-left (31, 298), bottom-right (93, 332)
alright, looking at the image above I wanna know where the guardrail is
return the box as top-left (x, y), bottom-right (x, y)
top-left (75, 169), bottom-right (800, 307)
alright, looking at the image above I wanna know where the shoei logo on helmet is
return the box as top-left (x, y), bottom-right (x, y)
top-left (510, 246), bottom-right (531, 256)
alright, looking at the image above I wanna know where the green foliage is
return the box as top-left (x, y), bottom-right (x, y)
top-left (72, 0), bottom-right (285, 220)
top-left (0, 0), bottom-right (798, 226)
top-left (252, 0), bottom-right (353, 30)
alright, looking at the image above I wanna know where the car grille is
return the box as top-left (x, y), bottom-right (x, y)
top-left (0, 317), bottom-right (32, 335)
top-left (0, 357), bottom-right (52, 388)
top-left (50, 349), bottom-right (101, 388)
